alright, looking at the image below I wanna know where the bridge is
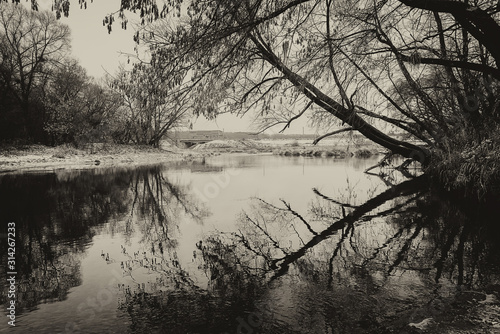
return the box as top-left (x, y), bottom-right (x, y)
top-left (171, 130), bottom-right (224, 147)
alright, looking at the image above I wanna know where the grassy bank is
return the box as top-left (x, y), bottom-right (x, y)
top-left (190, 138), bottom-right (382, 157)
top-left (0, 143), bottom-right (205, 174)
top-left (426, 129), bottom-right (500, 201)
top-left (272, 146), bottom-right (376, 158)
top-left (270, 138), bottom-right (382, 158)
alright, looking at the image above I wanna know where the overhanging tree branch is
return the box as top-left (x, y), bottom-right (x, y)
top-left (399, 53), bottom-right (500, 80)
top-left (313, 127), bottom-right (353, 145)
top-left (279, 100), bottom-right (312, 133)
top-left (249, 31), bottom-right (430, 163)
top-left (398, 0), bottom-right (500, 66)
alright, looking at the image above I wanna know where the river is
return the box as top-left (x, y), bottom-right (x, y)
top-left (1, 154), bottom-right (499, 333)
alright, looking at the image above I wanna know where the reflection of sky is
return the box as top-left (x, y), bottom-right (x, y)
top-left (179, 154), bottom-right (384, 228)
top-left (12, 235), bottom-right (132, 333)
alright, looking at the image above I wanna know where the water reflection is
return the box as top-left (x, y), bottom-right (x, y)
top-left (199, 176), bottom-right (500, 333)
top-left (0, 169), bottom-right (132, 314)
top-left (1, 157), bottom-right (499, 333)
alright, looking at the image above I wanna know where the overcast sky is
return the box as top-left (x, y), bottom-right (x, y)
top-left (33, 0), bottom-right (313, 134)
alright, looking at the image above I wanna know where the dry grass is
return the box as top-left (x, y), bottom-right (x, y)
top-left (428, 126), bottom-right (500, 199)
top-left (0, 142), bottom-right (201, 173)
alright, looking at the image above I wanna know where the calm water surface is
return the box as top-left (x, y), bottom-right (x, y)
top-left (1, 154), bottom-right (499, 333)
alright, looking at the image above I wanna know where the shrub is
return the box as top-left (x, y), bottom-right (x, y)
top-left (428, 125), bottom-right (500, 200)
top-left (52, 144), bottom-right (79, 159)
top-left (354, 149), bottom-right (373, 158)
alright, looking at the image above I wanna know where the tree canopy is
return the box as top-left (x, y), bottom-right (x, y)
top-left (90, 0), bottom-right (500, 166)
top-left (109, 62), bottom-right (190, 147)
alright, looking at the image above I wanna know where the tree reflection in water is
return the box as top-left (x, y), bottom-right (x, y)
top-left (121, 175), bottom-right (500, 333)
top-left (232, 176), bottom-right (500, 332)
top-left (0, 165), bottom-right (208, 316)
top-left (0, 169), bottom-right (133, 313)
top-left (127, 165), bottom-right (209, 254)
top-left (112, 167), bottom-right (265, 333)
top-left (2, 166), bottom-right (499, 333)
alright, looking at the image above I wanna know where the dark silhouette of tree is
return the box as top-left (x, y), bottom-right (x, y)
top-left (0, 3), bottom-right (70, 142)
top-left (4, 0), bottom-right (500, 194)
top-left (0, 169), bottom-right (133, 313)
top-left (44, 60), bottom-right (123, 146)
top-left (116, 0), bottom-right (500, 196)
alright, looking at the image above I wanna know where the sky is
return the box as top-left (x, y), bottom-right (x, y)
top-left (32, 0), bottom-right (314, 134)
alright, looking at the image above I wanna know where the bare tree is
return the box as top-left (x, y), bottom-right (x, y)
top-left (109, 63), bottom-right (190, 147)
top-left (0, 3), bottom-right (70, 141)
top-left (44, 60), bottom-right (122, 145)
top-left (110, 1), bottom-right (498, 160)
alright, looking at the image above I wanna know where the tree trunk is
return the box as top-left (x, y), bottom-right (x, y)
top-left (250, 34), bottom-right (431, 165)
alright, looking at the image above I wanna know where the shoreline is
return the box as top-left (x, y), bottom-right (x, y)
top-left (0, 144), bottom-right (207, 175)
top-left (0, 141), bottom-right (384, 175)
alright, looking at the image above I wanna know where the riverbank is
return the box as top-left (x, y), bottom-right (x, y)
top-left (0, 143), bottom-right (206, 174)
top-left (191, 138), bottom-right (383, 157)
top-left (0, 139), bottom-right (384, 174)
